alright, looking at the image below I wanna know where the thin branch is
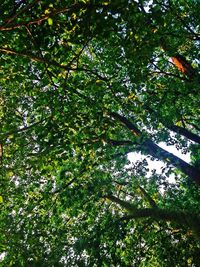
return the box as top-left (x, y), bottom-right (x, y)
top-left (0, 3), bottom-right (107, 31)
top-left (0, 47), bottom-right (71, 69)
top-left (149, 71), bottom-right (188, 81)
top-left (0, 118), bottom-right (47, 139)
top-left (0, 3), bottom-right (82, 31)
top-left (3, 0), bottom-right (41, 25)
top-left (0, 143), bottom-right (3, 165)
top-left (24, 25), bottom-right (59, 88)
top-left (0, 47), bottom-right (108, 81)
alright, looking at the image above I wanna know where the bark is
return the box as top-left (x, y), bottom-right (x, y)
top-left (111, 112), bottom-right (200, 185)
top-left (144, 106), bottom-right (200, 144)
top-left (143, 140), bottom-right (200, 184)
top-left (168, 124), bottom-right (200, 144)
top-left (171, 54), bottom-right (197, 80)
top-left (107, 139), bottom-right (134, 146)
top-left (139, 186), bottom-right (157, 208)
top-left (110, 112), bottom-right (141, 136)
top-left (107, 195), bottom-right (200, 237)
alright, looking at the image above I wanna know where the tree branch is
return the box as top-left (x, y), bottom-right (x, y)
top-left (0, 118), bottom-right (47, 139)
top-left (110, 112), bottom-right (200, 185)
top-left (3, 0), bottom-right (41, 25)
top-left (0, 47), bottom-right (108, 81)
top-left (0, 3), bottom-right (83, 31)
top-left (0, 3), bottom-right (107, 31)
top-left (107, 195), bottom-right (200, 237)
top-left (110, 112), bottom-right (141, 136)
top-left (143, 139), bottom-right (200, 185)
top-left (168, 124), bottom-right (200, 144)
top-left (107, 139), bottom-right (134, 146)
top-left (139, 186), bottom-right (157, 208)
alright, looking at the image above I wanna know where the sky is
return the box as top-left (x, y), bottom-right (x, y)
top-left (128, 141), bottom-right (191, 183)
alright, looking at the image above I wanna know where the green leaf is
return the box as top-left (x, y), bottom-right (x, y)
top-left (47, 18), bottom-right (53, 26)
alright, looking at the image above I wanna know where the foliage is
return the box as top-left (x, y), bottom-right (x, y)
top-left (0, 0), bottom-right (200, 266)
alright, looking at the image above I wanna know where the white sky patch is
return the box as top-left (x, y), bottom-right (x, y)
top-left (158, 142), bottom-right (191, 163)
top-left (128, 142), bottom-right (191, 184)
top-left (134, 0), bottom-right (153, 12)
top-left (0, 252), bottom-right (6, 262)
top-left (127, 151), bottom-right (164, 175)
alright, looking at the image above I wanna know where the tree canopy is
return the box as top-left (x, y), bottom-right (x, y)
top-left (0, 0), bottom-right (200, 266)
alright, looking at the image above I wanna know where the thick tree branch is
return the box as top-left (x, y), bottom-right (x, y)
top-left (107, 139), bottom-right (134, 146)
top-left (106, 195), bottom-right (138, 212)
top-left (171, 54), bottom-right (198, 80)
top-left (143, 139), bottom-right (200, 185)
top-left (139, 186), bottom-right (157, 208)
top-left (144, 105), bottom-right (200, 144)
top-left (186, 122), bottom-right (200, 132)
top-left (110, 112), bottom-right (141, 136)
top-left (107, 195), bottom-right (200, 237)
top-left (111, 112), bottom-right (200, 185)
top-left (168, 124), bottom-right (200, 144)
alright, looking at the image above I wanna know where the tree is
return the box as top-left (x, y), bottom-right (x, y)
top-left (0, 0), bottom-right (200, 266)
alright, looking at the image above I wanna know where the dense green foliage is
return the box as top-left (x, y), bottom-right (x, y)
top-left (0, 0), bottom-right (200, 266)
